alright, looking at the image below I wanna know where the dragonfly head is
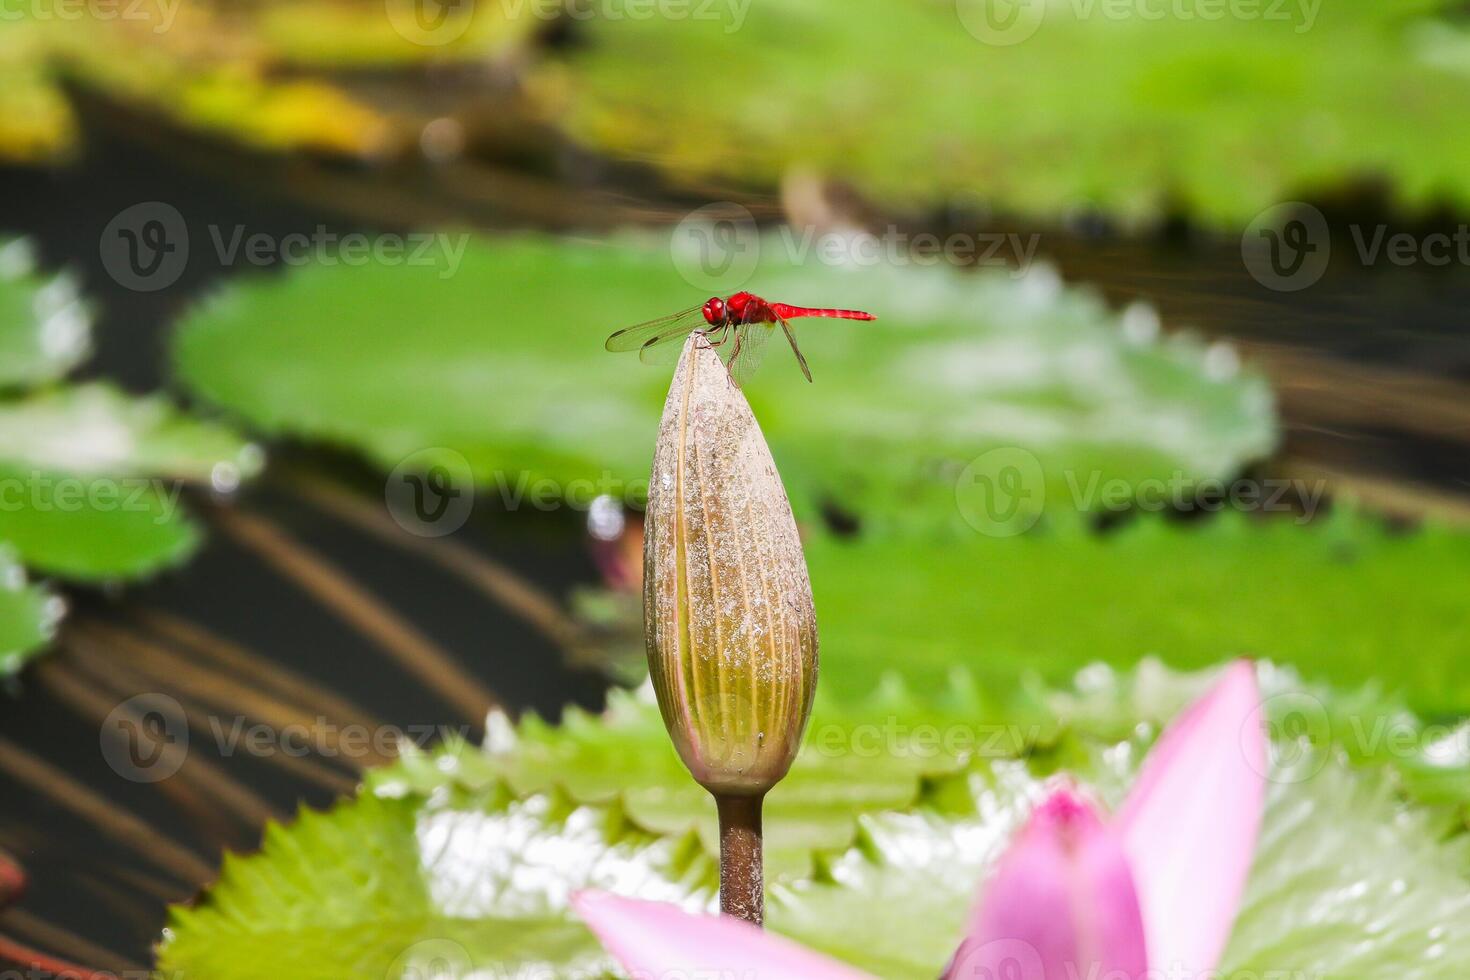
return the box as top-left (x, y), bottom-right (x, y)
top-left (701, 296), bottom-right (728, 327)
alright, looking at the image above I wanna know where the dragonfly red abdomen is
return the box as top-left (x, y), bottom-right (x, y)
top-left (769, 303), bottom-right (877, 322)
top-left (605, 291), bottom-right (876, 386)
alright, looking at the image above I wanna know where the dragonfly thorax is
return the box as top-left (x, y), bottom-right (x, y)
top-left (718, 291), bottom-right (767, 325)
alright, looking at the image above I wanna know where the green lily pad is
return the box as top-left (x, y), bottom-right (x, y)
top-left (0, 240), bottom-right (90, 389)
top-left (580, 510), bottom-right (1470, 718)
top-left (0, 548), bottom-right (61, 676)
top-left (0, 245), bottom-right (264, 660)
top-left (0, 383), bottom-right (263, 581)
top-left (440, 681), bottom-right (992, 881)
top-left (159, 772), bottom-right (717, 978)
top-left (471, 661), bottom-right (1470, 892)
top-left (0, 382), bottom-right (263, 480)
top-left (0, 468), bottom-right (200, 582)
top-left (539, 1), bottom-right (1470, 225)
top-left (806, 510), bottom-right (1470, 716)
top-left (158, 670), bottom-right (1470, 978)
top-left (174, 234), bottom-right (1275, 533)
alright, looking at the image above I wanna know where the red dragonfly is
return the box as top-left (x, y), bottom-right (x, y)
top-left (604, 291), bottom-right (876, 385)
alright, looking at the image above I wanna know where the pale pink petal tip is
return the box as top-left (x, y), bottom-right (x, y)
top-left (1117, 659), bottom-right (1266, 977)
top-left (572, 890), bottom-right (876, 980)
top-left (956, 788), bottom-right (1148, 980)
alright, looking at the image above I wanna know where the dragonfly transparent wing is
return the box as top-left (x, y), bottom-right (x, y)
top-left (605, 305), bottom-right (706, 364)
top-left (723, 317), bottom-right (774, 387)
top-left (776, 316), bottom-right (813, 382)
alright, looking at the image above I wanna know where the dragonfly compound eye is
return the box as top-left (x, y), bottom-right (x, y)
top-left (702, 297), bottom-right (726, 326)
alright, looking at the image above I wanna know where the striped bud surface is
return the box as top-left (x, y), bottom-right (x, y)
top-left (643, 335), bottom-right (818, 795)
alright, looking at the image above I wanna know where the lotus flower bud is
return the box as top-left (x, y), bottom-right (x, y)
top-left (947, 789), bottom-right (1148, 980)
top-left (643, 335), bottom-right (818, 796)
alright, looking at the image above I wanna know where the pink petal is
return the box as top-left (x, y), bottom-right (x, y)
top-left (1115, 659), bottom-right (1266, 977)
top-left (572, 890), bottom-right (876, 980)
top-left (953, 789), bottom-right (1148, 980)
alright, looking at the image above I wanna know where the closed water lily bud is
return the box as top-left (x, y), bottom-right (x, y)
top-left (643, 335), bottom-right (818, 796)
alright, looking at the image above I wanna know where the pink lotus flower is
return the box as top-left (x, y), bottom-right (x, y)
top-left (574, 660), bottom-right (1267, 980)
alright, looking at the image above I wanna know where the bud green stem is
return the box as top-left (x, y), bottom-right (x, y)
top-left (715, 791), bottom-right (765, 926)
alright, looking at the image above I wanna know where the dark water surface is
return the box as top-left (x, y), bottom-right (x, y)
top-left (0, 131), bottom-right (615, 964)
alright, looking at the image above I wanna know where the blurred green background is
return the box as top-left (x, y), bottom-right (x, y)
top-left (2, 0), bottom-right (1470, 974)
